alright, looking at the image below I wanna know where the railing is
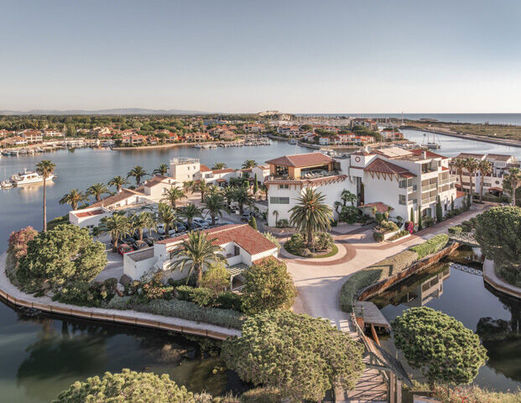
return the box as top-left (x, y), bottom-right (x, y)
top-left (421, 183), bottom-right (437, 192)
top-left (421, 195), bottom-right (436, 204)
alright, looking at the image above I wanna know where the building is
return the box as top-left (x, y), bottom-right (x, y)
top-left (169, 158), bottom-right (201, 182)
top-left (123, 224), bottom-right (279, 280)
top-left (141, 175), bottom-right (179, 200)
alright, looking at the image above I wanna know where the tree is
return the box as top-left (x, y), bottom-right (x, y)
top-left (410, 207), bottom-right (414, 224)
top-left (464, 157), bottom-right (479, 203)
top-left (477, 159), bottom-right (492, 202)
top-left (241, 257), bottom-right (296, 314)
top-left (475, 206), bottom-right (521, 269)
top-left (153, 163), bottom-right (169, 176)
top-left (212, 162), bottom-right (227, 170)
top-left (242, 159), bottom-right (257, 169)
top-left (233, 186), bottom-right (254, 215)
top-left (248, 216), bottom-right (257, 230)
top-left (16, 224), bottom-right (107, 293)
top-left (199, 261), bottom-right (229, 294)
top-left (289, 188), bottom-right (332, 249)
top-left (59, 189), bottom-right (87, 210)
top-left (253, 173), bottom-right (259, 197)
top-left (127, 165), bottom-right (148, 185)
top-left (435, 195), bottom-right (443, 222)
top-left (161, 186), bottom-right (186, 208)
top-left (392, 307), bottom-right (487, 387)
top-left (86, 183), bottom-right (109, 202)
top-left (36, 159), bottom-right (56, 232)
top-left (130, 211), bottom-right (156, 241)
top-left (7, 226), bottom-right (38, 271)
top-left (179, 203), bottom-right (202, 229)
top-left (99, 213), bottom-right (132, 250)
top-left (222, 310), bottom-right (365, 402)
top-left (340, 189), bottom-right (358, 207)
top-left (203, 193), bottom-right (226, 225)
top-left (158, 202), bottom-right (176, 233)
top-left (168, 231), bottom-right (224, 287)
top-left (108, 175), bottom-right (127, 192)
top-left (183, 180), bottom-right (196, 195)
top-left (54, 369), bottom-right (198, 403)
top-left (195, 179), bottom-right (210, 202)
top-left (453, 158), bottom-right (466, 192)
top-left (223, 186), bottom-right (236, 208)
top-left (504, 167), bottom-right (521, 206)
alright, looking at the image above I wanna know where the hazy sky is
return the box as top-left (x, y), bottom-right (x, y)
top-left (1, 0), bottom-right (521, 113)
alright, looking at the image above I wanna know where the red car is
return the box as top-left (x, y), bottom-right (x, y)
top-left (118, 243), bottom-right (133, 255)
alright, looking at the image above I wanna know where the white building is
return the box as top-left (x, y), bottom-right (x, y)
top-left (141, 175), bottom-right (179, 200)
top-left (169, 157), bottom-right (201, 182)
top-left (123, 224), bottom-right (278, 281)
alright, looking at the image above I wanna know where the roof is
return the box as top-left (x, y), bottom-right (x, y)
top-left (489, 186), bottom-right (503, 191)
top-left (486, 153), bottom-right (514, 162)
top-left (212, 168), bottom-right (235, 174)
top-left (361, 202), bottom-right (392, 213)
top-left (74, 208), bottom-right (105, 218)
top-left (90, 188), bottom-right (142, 208)
top-left (143, 175), bottom-right (168, 187)
top-left (200, 164), bottom-right (211, 172)
top-left (455, 152), bottom-right (485, 160)
top-left (409, 148), bottom-right (447, 160)
top-left (456, 190), bottom-right (466, 199)
top-left (265, 152), bottom-right (333, 168)
top-left (364, 158), bottom-right (416, 178)
top-left (127, 247), bottom-right (155, 262)
top-left (157, 224), bottom-right (277, 256)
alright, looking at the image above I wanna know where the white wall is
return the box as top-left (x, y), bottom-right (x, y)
top-left (170, 161), bottom-right (200, 182)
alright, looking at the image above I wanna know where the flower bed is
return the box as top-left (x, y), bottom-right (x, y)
top-left (284, 232), bottom-right (335, 257)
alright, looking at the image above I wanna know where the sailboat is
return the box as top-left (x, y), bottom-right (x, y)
top-left (422, 132), bottom-right (441, 150)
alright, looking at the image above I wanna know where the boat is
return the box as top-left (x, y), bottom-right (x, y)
top-left (422, 132), bottom-right (441, 150)
top-left (10, 169), bottom-right (55, 185)
top-left (192, 144), bottom-right (202, 149)
top-left (1, 180), bottom-right (13, 189)
top-left (289, 139), bottom-right (298, 145)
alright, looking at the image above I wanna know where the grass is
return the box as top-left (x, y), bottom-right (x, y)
top-left (309, 244), bottom-right (339, 258)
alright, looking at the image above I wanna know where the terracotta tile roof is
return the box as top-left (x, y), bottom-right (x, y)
top-left (410, 149), bottom-right (448, 159)
top-left (90, 188), bottom-right (142, 208)
top-left (456, 190), bottom-right (466, 199)
top-left (364, 158), bottom-right (416, 178)
top-left (143, 175), bottom-right (167, 187)
top-left (486, 154), bottom-right (513, 162)
top-left (157, 224), bottom-right (277, 256)
top-left (455, 152), bottom-right (485, 160)
top-left (265, 152), bottom-right (333, 168)
top-left (74, 208), bottom-right (105, 218)
top-left (361, 202), bottom-right (393, 213)
top-left (212, 168), bottom-right (235, 174)
top-left (200, 164), bottom-right (211, 172)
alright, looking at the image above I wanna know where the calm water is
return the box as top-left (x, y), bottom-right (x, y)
top-left (371, 254), bottom-right (521, 392)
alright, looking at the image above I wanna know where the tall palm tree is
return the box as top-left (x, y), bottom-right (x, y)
top-left (272, 209), bottom-right (279, 226)
top-left (242, 159), bottom-right (257, 169)
top-left (87, 183), bottom-right (109, 202)
top-left (203, 193), bottom-right (227, 225)
top-left (36, 160), bottom-right (56, 232)
top-left (504, 167), bottom-right (521, 206)
top-left (223, 186), bottom-right (236, 208)
top-left (196, 179), bottom-right (210, 202)
top-left (59, 189), bottom-right (87, 210)
top-left (99, 213), bottom-right (131, 250)
top-left (340, 189), bottom-right (358, 207)
top-left (477, 160), bottom-right (493, 203)
top-left (108, 176), bottom-right (128, 192)
top-left (233, 186), bottom-right (254, 215)
top-left (161, 186), bottom-right (186, 208)
top-left (464, 157), bottom-right (479, 204)
top-left (153, 163), bottom-right (169, 176)
top-left (130, 211), bottom-right (157, 241)
top-left (167, 231), bottom-right (224, 287)
top-left (453, 158), bottom-right (466, 191)
top-left (212, 162), bottom-right (227, 170)
top-left (127, 165), bottom-right (148, 185)
top-left (183, 180), bottom-right (196, 195)
top-left (179, 203), bottom-right (202, 229)
top-left (158, 202), bottom-right (176, 234)
top-left (289, 188), bottom-right (333, 249)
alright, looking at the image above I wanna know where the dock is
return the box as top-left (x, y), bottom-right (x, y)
top-left (354, 301), bottom-right (391, 331)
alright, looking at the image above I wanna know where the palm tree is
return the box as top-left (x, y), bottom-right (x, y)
top-left (203, 193), bottom-right (227, 225)
top-left (167, 231), bottom-right (224, 287)
top-left (242, 160), bottom-right (257, 169)
top-left (233, 186), bottom-right (254, 215)
top-left (212, 162), bottom-right (227, 170)
top-left (158, 202), bottom-right (176, 234)
top-left (289, 188), bottom-right (333, 249)
top-left (453, 158), bottom-right (466, 191)
top-left (36, 160), bottom-right (56, 232)
top-left (127, 165), bottom-right (148, 185)
top-left (108, 176), bottom-right (128, 192)
top-left (340, 189), bottom-right (358, 207)
top-left (223, 186), bottom-right (236, 208)
top-left (477, 160), bottom-right (493, 202)
top-left (130, 211), bottom-right (157, 241)
top-left (87, 183), bottom-right (109, 202)
top-left (161, 186), bottom-right (186, 208)
top-left (272, 209), bottom-right (279, 226)
top-left (153, 163), bottom-right (169, 176)
top-left (99, 213), bottom-right (132, 250)
top-left (59, 189), bottom-right (87, 210)
top-left (179, 203), bottom-right (202, 229)
top-left (183, 180), bottom-right (196, 195)
top-left (464, 157), bottom-right (479, 204)
top-left (195, 179), bottom-right (210, 202)
top-left (504, 167), bottom-right (521, 206)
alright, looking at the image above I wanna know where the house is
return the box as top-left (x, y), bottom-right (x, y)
top-left (380, 128), bottom-right (404, 141)
top-left (195, 168), bottom-right (237, 186)
top-left (141, 175), bottom-right (179, 200)
top-left (0, 136), bottom-right (27, 147)
top-left (185, 132), bottom-right (210, 142)
top-left (244, 123), bottom-right (265, 133)
top-left (123, 224), bottom-right (279, 280)
top-left (169, 158), bottom-right (201, 182)
top-left (351, 118), bottom-right (377, 130)
top-left (251, 165), bottom-right (271, 184)
top-left (19, 129), bottom-right (43, 143)
top-left (319, 137), bottom-right (330, 145)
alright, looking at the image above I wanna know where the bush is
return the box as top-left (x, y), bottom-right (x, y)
top-left (284, 233), bottom-right (306, 255)
top-left (338, 206), bottom-right (361, 224)
top-left (105, 295), bottom-right (132, 309)
top-left (216, 292), bottom-right (243, 311)
top-left (47, 214), bottom-right (69, 231)
top-left (373, 231), bottom-right (384, 242)
top-left (134, 299), bottom-right (245, 329)
top-left (276, 218), bottom-right (289, 228)
top-left (387, 230), bottom-right (409, 241)
top-left (263, 232), bottom-right (280, 251)
top-left (176, 285), bottom-right (196, 301)
top-left (339, 270), bottom-right (382, 312)
top-left (240, 387), bottom-right (282, 403)
top-left (55, 280), bottom-right (115, 307)
top-left (448, 225), bottom-right (463, 235)
top-left (409, 234), bottom-right (449, 259)
top-left (461, 220), bottom-right (474, 233)
top-left (422, 216), bottom-right (435, 228)
top-left (190, 287), bottom-right (216, 307)
top-left (285, 232), bottom-right (333, 256)
top-left (200, 262), bottom-right (229, 294)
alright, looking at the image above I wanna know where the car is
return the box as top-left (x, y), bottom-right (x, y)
top-left (134, 240), bottom-right (148, 250)
top-left (168, 229), bottom-right (178, 237)
top-left (193, 218), bottom-right (210, 229)
top-left (118, 243), bottom-right (133, 255)
top-left (174, 222), bottom-right (187, 232)
top-left (241, 212), bottom-right (252, 222)
top-left (157, 224), bottom-right (166, 235)
top-left (143, 237), bottom-right (154, 247)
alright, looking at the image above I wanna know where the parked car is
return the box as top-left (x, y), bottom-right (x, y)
top-left (143, 237), bottom-right (154, 247)
top-left (118, 243), bottom-right (133, 255)
top-left (241, 212), bottom-right (252, 222)
top-left (193, 218), bottom-right (210, 229)
top-left (174, 222), bottom-right (187, 232)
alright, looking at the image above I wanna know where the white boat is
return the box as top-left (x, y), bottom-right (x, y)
top-left (422, 132), bottom-right (441, 150)
top-left (10, 169), bottom-right (55, 185)
top-left (289, 139), bottom-right (298, 145)
top-left (1, 180), bottom-right (13, 189)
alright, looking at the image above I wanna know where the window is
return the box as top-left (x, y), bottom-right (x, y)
top-left (279, 184), bottom-right (289, 189)
top-left (399, 194), bottom-right (406, 205)
top-left (270, 196), bottom-right (290, 204)
top-left (399, 179), bottom-right (407, 188)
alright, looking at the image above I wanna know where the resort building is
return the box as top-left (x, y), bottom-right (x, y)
top-left (123, 224), bottom-right (278, 281)
top-left (140, 175), bottom-right (179, 200)
top-left (169, 157), bottom-right (201, 182)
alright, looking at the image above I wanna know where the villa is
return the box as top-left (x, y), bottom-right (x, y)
top-left (123, 224), bottom-right (278, 282)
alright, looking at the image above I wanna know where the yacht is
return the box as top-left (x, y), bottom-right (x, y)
top-left (10, 169), bottom-right (55, 185)
top-left (1, 180), bottom-right (13, 189)
top-left (422, 132), bottom-right (441, 150)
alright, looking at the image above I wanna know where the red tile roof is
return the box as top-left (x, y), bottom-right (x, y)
top-left (74, 208), bottom-right (105, 217)
top-left (410, 149), bottom-right (448, 159)
top-left (456, 190), bottom-right (466, 199)
top-left (212, 168), bottom-right (235, 174)
top-left (361, 202), bottom-right (393, 213)
top-left (157, 224), bottom-right (277, 256)
top-left (364, 158), bottom-right (416, 178)
top-left (143, 175), bottom-right (168, 187)
top-left (200, 164), bottom-right (211, 172)
top-left (90, 188), bottom-right (142, 208)
top-left (266, 152), bottom-right (332, 168)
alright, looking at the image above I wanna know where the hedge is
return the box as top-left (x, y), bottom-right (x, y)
top-left (409, 234), bottom-right (449, 259)
top-left (339, 270), bottom-right (382, 312)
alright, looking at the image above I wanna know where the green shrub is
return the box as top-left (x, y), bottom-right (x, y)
top-left (175, 285), bottom-right (195, 301)
top-left (216, 292), bottom-right (243, 311)
top-left (315, 232), bottom-right (334, 250)
top-left (373, 231), bottom-right (384, 242)
top-left (105, 295), bottom-right (132, 309)
top-left (240, 387), bottom-right (283, 403)
top-left (55, 280), bottom-right (115, 307)
top-left (339, 270), bottom-right (382, 312)
top-left (387, 230), bottom-right (409, 241)
top-left (190, 287), bottom-right (216, 307)
top-left (134, 299), bottom-right (245, 329)
top-left (276, 218), bottom-right (289, 228)
top-left (448, 225), bottom-right (463, 235)
top-left (285, 232), bottom-right (333, 256)
top-left (409, 234), bottom-right (449, 259)
top-left (284, 233), bottom-right (306, 255)
top-left (461, 220), bottom-right (474, 233)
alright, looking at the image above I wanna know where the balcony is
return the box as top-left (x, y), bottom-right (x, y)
top-left (422, 195), bottom-right (436, 204)
top-left (266, 169), bottom-right (340, 182)
top-left (421, 183), bottom-right (437, 192)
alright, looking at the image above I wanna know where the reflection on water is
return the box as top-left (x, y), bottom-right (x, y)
top-left (371, 250), bottom-right (521, 392)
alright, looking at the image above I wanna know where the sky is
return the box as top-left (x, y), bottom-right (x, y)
top-left (1, 0), bottom-right (521, 113)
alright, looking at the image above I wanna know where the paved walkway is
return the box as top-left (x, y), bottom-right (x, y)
top-left (483, 259), bottom-right (521, 299)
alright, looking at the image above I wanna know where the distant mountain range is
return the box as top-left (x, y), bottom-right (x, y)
top-left (0, 108), bottom-right (206, 115)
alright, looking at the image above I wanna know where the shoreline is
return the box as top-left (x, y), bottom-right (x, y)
top-left (112, 142), bottom-right (219, 151)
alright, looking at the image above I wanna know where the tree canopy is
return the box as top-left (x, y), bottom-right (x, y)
top-left (392, 307), bottom-right (487, 386)
top-left (17, 224), bottom-right (107, 293)
top-left (53, 369), bottom-right (201, 403)
top-left (222, 310), bottom-right (365, 402)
